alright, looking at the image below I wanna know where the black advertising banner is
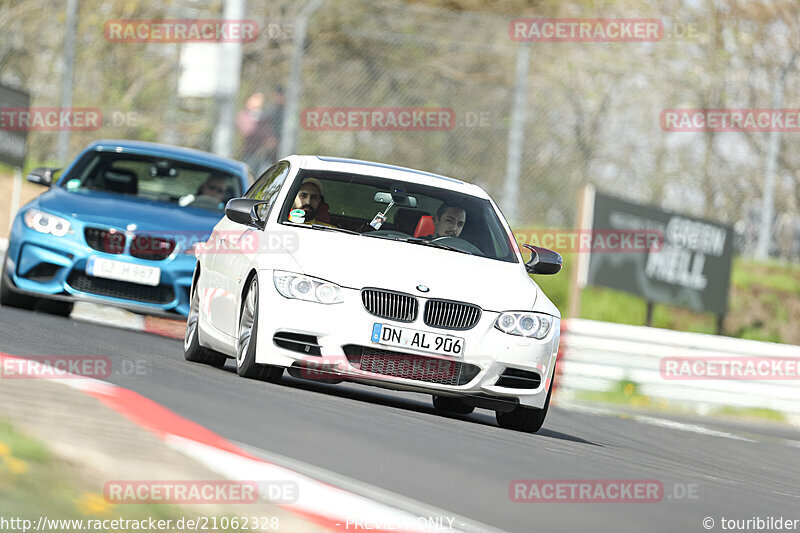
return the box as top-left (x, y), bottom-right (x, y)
top-left (0, 83), bottom-right (30, 167)
top-left (586, 191), bottom-right (733, 315)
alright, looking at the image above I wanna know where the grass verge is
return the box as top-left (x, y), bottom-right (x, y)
top-left (0, 419), bottom-right (186, 530)
top-left (573, 379), bottom-right (787, 423)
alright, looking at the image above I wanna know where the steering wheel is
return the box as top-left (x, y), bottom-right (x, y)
top-left (190, 195), bottom-right (224, 210)
top-left (431, 236), bottom-right (485, 256)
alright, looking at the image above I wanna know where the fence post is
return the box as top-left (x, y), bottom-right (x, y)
top-left (502, 42), bottom-right (531, 225)
top-left (278, 0), bottom-right (325, 159)
top-left (8, 166), bottom-right (22, 230)
top-left (755, 52), bottom-right (795, 260)
top-left (56, 0), bottom-right (78, 163)
top-left (212, 0), bottom-right (246, 158)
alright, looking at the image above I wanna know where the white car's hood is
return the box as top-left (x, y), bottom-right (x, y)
top-left (279, 227), bottom-right (540, 312)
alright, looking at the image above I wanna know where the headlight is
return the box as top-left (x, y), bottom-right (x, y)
top-left (494, 311), bottom-right (553, 339)
top-left (273, 271), bottom-right (343, 304)
top-left (23, 208), bottom-right (71, 237)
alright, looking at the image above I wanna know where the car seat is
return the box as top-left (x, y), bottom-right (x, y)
top-left (414, 215), bottom-right (435, 238)
top-left (394, 208), bottom-right (429, 235)
top-left (104, 168), bottom-right (138, 195)
top-left (315, 197), bottom-right (331, 223)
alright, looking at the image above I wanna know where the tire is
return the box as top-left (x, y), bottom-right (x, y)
top-left (0, 260), bottom-right (37, 310)
top-left (236, 276), bottom-right (282, 382)
top-left (495, 384), bottom-right (552, 433)
top-left (432, 395), bottom-right (475, 415)
top-left (36, 298), bottom-right (74, 317)
top-left (184, 281), bottom-right (227, 368)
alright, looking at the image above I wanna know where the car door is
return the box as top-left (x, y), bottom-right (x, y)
top-left (209, 162), bottom-right (290, 337)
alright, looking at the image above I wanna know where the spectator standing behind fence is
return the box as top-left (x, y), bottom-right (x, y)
top-left (236, 92), bottom-right (277, 174)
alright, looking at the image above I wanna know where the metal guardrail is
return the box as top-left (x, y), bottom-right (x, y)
top-left (558, 318), bottom-right (800, 420)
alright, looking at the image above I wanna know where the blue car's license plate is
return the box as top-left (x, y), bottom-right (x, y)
top-left (86, 256), bottom-right (161, 286)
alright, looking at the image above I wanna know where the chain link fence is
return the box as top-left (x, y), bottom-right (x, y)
top-left (1, 0), bottom-right (800, 260)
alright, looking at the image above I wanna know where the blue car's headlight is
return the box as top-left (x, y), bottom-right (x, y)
top-left (23, 208), bottom-right (71, 237)
top-left (273, 271), bottom-right (343, 304)
top-left (495, 311), bottom-right (553, 339)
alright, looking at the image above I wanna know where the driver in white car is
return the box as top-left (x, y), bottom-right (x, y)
top-left (422, 203), bottom-right (466, 239)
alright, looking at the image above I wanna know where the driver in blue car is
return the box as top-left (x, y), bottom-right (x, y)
top-left (423, 203), bottom-right (466, 239)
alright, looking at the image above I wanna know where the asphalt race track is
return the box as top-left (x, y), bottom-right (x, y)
top-left (1, 305), bottom-right (799, 533)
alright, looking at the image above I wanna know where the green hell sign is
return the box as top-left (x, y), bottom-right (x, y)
top-left (586, 191), bottom-right (733, 315)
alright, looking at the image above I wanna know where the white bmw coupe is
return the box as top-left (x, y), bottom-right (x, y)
top-left (185, 156), bottom-right (562, 432)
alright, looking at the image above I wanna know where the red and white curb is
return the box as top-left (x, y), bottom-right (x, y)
top-left (0, 352), bottom-right (500, 533)
top-left (71, 302), bottom-right (186, 340)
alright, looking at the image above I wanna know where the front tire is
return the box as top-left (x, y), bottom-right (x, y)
top-left (0, 260), bottom-right (37, 310)
top-left (37, 298), bottom-right (74, 317)
top-left (236, 276), bottom-right (282, 382)
top-left (184, 282), bottom-right (227, 368)
top-left (495, 384), bottom-right (552, 433)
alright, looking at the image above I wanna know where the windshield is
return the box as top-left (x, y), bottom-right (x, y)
top-left (279, 170), bottom-right (517, 263)
top-left (60, 151), bottom-right (242, 212)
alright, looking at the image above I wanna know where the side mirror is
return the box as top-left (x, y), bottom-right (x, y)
top-left (523, 244), bottom-right (562, 275)
top-left (27, 167), bottom-right (60, 187)
top-left (225, 198), bottom-right (268, 230)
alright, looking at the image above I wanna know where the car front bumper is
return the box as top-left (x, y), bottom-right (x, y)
top-left (254, 269), bottom-right (560, 409)
top-left (5, 218), bottom-right (197, 316)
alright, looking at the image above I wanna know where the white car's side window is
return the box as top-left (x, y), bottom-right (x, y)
top-left (246, 161), bottom-right (290, 220)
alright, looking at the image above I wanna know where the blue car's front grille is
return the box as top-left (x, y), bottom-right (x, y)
top-left (67, 271), bottom-right (174, 304)
top-left (84, 227), bottom-right (125, 254)
top-left (130, 234), bottom-right (176, 261)
top-left (84, 227), bottom-right (176, 261)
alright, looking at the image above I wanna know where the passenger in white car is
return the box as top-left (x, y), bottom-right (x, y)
top-left (422, 203), bottom-right (467, 239)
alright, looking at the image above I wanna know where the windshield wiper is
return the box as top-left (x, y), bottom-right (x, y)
top-left (401, 237), bottom-right (475, 256)
top-left (307, 224), bottom-right (360, 235)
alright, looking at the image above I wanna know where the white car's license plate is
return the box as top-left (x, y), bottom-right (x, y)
top-left (371, 323), bottom-right (464, 357)
top-left (86, 256), bottom-right (161, 286)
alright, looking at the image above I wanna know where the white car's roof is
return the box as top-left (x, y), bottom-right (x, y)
top-left (285, 155), bottom-right (490, 199)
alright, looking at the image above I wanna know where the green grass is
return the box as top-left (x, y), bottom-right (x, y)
top-left (731, 257), bottom-right (800, 293)
top-left (576, 379), bottom-right (654, 407)
top-left (574, 380), bottom-right (787, 423)
top-left (0, 420), bottom-right (185, 528)
top-left (711, 406), bottom-right (787, 422)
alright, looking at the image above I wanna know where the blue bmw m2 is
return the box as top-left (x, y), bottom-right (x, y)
top-left (1, 140), bottom-right (252, 317)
